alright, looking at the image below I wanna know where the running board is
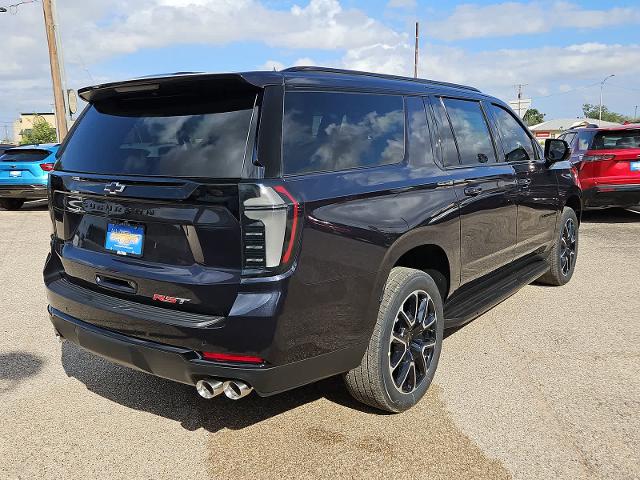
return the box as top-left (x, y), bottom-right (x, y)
top-left (444, 259), bottom-right (549, 329)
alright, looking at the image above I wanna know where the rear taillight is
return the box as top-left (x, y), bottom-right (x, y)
top-left (40, 163), bottom-right (54, 171)
top-left (581, 154), bottom-right (615, 162)
top-left (239, 184), bottom-right (302, 276)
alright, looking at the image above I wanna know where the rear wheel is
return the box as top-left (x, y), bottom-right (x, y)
top-left (537, 207), bottom-right (578, 286)
top-left (344, 267), bottom-right (444, 412)
top-left (0, 199), bottom-right (25, 211)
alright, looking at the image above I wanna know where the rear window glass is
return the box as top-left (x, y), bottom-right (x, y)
top-left (58, 94), bottom-right (258, 178)
top-left (590, 130), bottom-right (640, 150)
top-left (283, 92), bottom-right (404, 175)
top-left (1, 149), bottom-right (51, 162)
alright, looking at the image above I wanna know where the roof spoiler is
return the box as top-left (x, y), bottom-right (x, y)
top-left (78, 72), bottom-right (280, 103)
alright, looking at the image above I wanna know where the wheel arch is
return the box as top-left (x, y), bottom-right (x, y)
top-left (367, 229), bottom-right (459, 324)
top-left (565, 192), bottom-right (582, 223)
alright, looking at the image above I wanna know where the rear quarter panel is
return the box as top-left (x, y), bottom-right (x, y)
top-left (275, 163), bottom-right (460, 362)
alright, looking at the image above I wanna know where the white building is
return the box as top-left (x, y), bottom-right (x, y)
top-left (529, 118), bottom-right (620, 143)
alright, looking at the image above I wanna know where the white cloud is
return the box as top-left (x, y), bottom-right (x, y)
top-left (260, 60), bottom-right (286, 71)
top-left (331, 41), bottom-right (640, 105)
top-left (66, 0), bottom-right (402, 62)
top-left (429, 2), bottom-right (640, 41)
top-left (1, 0), bottom-right (638, 123)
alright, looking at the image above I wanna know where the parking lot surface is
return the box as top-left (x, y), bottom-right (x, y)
top-left (0, 203), bottom-right (638, 479)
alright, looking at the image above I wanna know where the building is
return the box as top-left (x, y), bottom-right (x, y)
top-left (529, 117), bottom-right (620, 143)
top-left (12, 113), bottom-right (56, 144)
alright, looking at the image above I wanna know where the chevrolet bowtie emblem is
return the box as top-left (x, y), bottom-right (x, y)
top-left (104, 182), bottom-right (126, 194)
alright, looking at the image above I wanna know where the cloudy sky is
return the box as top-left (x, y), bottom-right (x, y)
top-left (1, 0), bottom-right (639, 133)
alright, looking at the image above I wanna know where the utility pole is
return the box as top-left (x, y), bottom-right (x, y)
top-left (598, 74), bottom-right (615, 122)
top-left (634, 105), bottom-right (638, 123)
top-left (414, 22), bottom-right (419, 79)
top-left (515, 84), bottom-right (527, 118)
top-left (42, 0), bottom-right (68, 141)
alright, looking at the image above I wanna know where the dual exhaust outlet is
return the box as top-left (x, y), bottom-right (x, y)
top-left (196, 379), bottom-right (253, 400)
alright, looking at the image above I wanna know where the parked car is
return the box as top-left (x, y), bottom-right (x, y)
top-left (558, 125), bottom-right (640, 209)
top-left (0, 143), bottom-right (59, 210)
top-left (0, 143), bottom-right (16, 156)
top-left (44, 67), bottom-right (580, 412)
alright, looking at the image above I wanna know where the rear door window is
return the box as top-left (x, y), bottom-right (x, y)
top-left (590, 130), bottom-right (640, 150)
top-left (405, 96), bottom-right (435, 167)
top-left (490, 104), bottom-right (536, 162)
top-left (58, 93), bottom-right (258, 178)
top-left (282, 91), bottom-right (404, 175)
top-left (443, 98), bottom-right (496, 165)
top-left (430, 97), bottom-right (460, 167)
top-left (1, 149), bottom-right (51, 162)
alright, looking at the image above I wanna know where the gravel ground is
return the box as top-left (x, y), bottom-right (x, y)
top-left (0, 202), bottom-right (638, 479)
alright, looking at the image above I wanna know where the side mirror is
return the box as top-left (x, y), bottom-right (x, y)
top-left (544, 138), bottom-right (570, 165)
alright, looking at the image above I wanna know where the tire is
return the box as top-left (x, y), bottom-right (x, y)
top-left (344, 267), bottom-right (444, 413)
top-left (537, 206), bottom-right (579, 286)
top-left (0, 198), bottom-right (25, 211)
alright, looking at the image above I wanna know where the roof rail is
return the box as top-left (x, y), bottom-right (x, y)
top-left (282, 66), bottom-right (480, 92)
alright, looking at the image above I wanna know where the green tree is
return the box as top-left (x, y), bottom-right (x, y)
top-left (20, 116), bottom-right (57, 145)
top-left (582, 103), bottom-right (631, 123)
top-left (523, 108), bottom-right (545, 126)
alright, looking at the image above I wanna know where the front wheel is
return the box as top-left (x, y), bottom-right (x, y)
top-left (344, 267), bottom-right (444, 413)
top-left (537, 206), bottom-right (579, 286)
top-left (0, 199), bottom-right (25, 211)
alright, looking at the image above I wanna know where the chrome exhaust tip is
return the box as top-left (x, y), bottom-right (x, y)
top-left (196, 379), bottom-right (224, 399)
top-left (223, 380), bottom-right (253, 400)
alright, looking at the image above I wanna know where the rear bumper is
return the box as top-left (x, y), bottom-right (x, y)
top-left (49, 307), bottom-right (357, 396)
top-left (583, 184), bottom-right (640, 209)
top-left (45, 272), bottom-right (364, 396)
top-left (0, 184), bottom-right (47, 199)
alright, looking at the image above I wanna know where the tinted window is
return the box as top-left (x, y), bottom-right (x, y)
top-left (560, 132), bottom-right (576, 149)
top-left (58, 94), bottom-right (257, 178)
top-left (443, 98), bottom-right (496, 165)
top-left (405, 97), bottom-right (434, 167)
top-left (430, 97), bottom-right (460, 167)
top-left (1, 149), bottom-right (51, 162)
top-left (591, 129), bottom-right (640, 150)
top-left (577, 130), bottom-right (596, 152)
top-left (491, 104), bottom-right (535, 162)
top-left (283, 92), bottom-right (404, 175)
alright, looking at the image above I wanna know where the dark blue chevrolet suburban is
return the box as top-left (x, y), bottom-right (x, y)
top-left (44, 67), bottom-right (580, 412)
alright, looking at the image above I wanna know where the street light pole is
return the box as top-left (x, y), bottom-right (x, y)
top-left (599, 74), bottom-right (615, 122)
top-left (41, 0), bottom-right (68, 141)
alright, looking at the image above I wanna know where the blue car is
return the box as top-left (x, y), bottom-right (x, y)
top-left (0, 143), bottom-right (59, 210)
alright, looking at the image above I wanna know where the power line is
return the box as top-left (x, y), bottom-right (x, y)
top-left (607, 82), bottom-right (640, 93)
top-left (0, 0), bottom-right (38, 14)
top-left (535, 81), bottom-right (601, 99)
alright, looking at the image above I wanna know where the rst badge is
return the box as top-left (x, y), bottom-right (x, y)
top-left (152, 293), bottom-right (191, 305)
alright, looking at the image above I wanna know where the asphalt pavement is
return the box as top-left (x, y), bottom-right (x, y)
top-left (0, 202), bottom-right (638, 479)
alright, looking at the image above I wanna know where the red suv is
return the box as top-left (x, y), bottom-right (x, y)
top-left (559, 125), bottom-right (640, 209)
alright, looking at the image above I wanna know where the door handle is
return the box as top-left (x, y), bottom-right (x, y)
top-left (518, 178), bottom-right (532, 187)
top-left (464, 186), bottom-right (483, 196)
top-left (95, 274), bottom-right (137, 294)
